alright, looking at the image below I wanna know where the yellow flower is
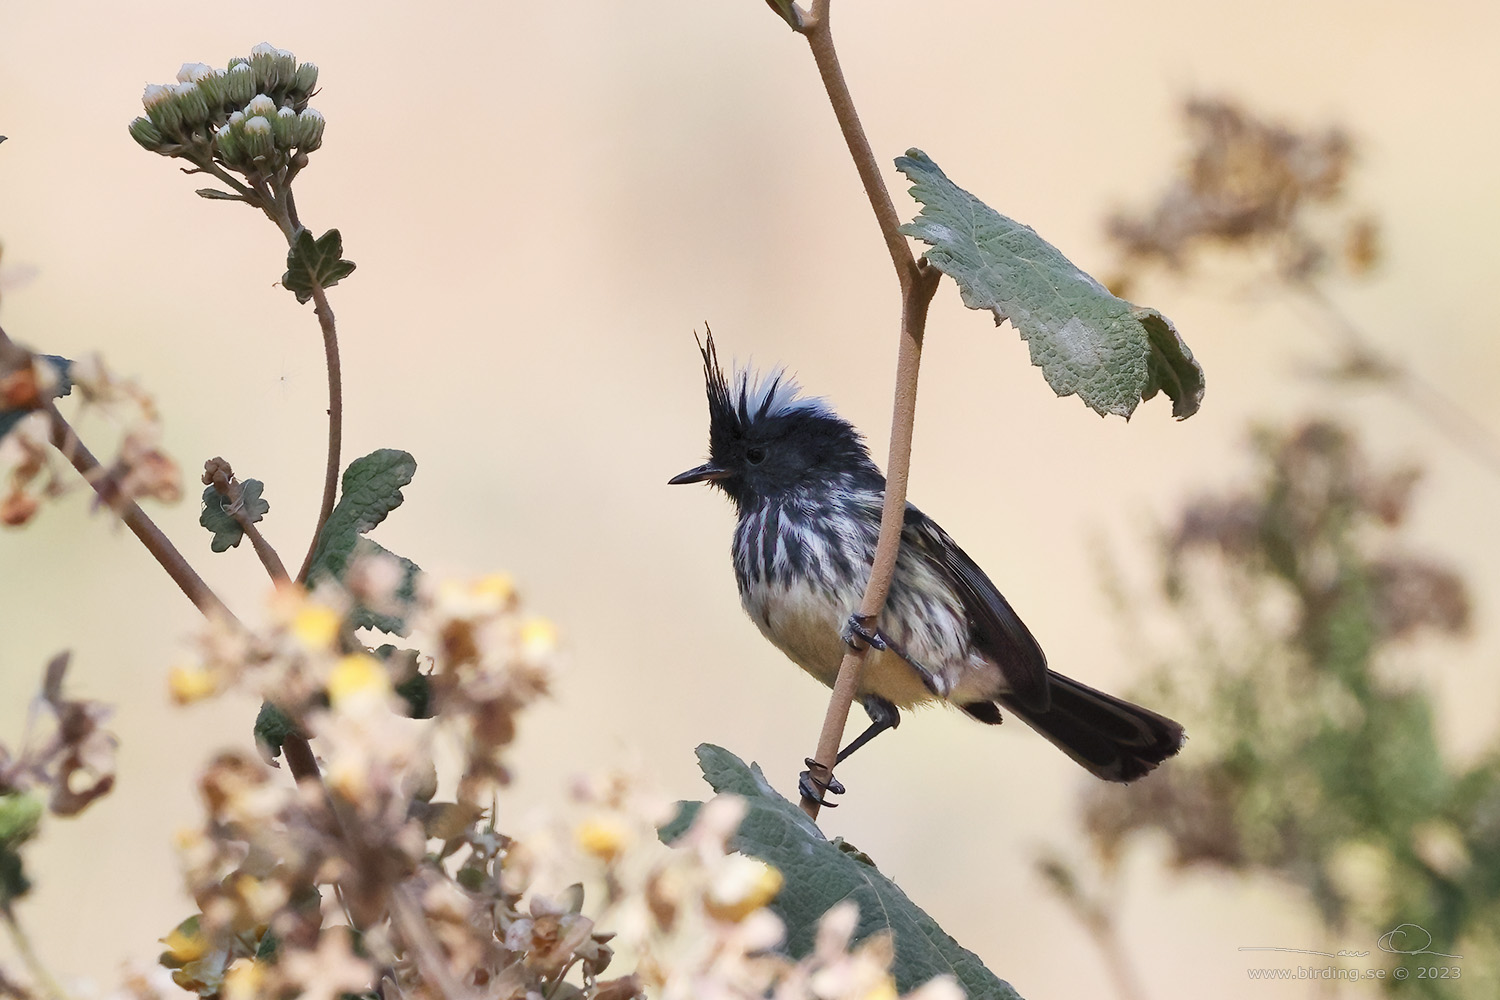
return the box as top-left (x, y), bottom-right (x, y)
top-left (705, 855), bottom-right (784, 922)
top-left (520, 618), bottom-right (558, 657)
top-left (474, 573), bottom-right (516, 605)
top-left (291, 604), bottom-right (341, 650)
top-left (575, 815), bottom-right (632, 861)
top-left (327, 653), bottom-right (391, 706)
top-left (437, 574), bottom-right (516, 617)
top-left (221, 958), bottom-right (264, 1000)
top-left (168, 664), bottom-right (219, 704)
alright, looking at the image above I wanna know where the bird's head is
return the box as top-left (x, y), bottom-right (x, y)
top-left (669, 332), bottom-right (878, 511)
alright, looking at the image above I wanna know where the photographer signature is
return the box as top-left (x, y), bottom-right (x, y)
top-left (1238, 922), bottom-right (1462, 960)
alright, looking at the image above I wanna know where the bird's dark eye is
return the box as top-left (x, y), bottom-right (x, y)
top-left (745, 445), bottom-right (767, 466)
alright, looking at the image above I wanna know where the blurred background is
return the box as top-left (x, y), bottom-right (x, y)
top-left (2, 1), bottom-right (1498, 996)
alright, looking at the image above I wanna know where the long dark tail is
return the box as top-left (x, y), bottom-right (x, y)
top-left (987, 671), bottom-right (1185, 782)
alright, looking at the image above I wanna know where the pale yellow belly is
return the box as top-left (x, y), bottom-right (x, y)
top-left (740, 578), bottom-right (951, 709)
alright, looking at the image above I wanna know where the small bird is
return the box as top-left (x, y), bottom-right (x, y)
top-left (670, 334), bottom-right (1184, 804)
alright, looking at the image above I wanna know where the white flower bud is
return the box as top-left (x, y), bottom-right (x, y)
top-left (128, 116), bottom-right (164, 151)
top-left (171, 81), bottom-right (211, 125)
top-left (292, 61), bottom-right (319, 95)
top-left (213, 122), bottom-right (242, 165)
top-left (196, 69), bottom-right (227, 111)
top-left (273, 48), bottom-right (298, 87)
top-left (243, 116), bottom-right (274, 161)
top-left (176, 62), bottom-right (215, 83)
top-left (273, 106), bottom-right (298, 148)
top-left (244, 93), bottom-right (277, 119)
top-left (249, 43), bottom-right (281, 92)
top-left (296, 108), bottom-right (325, 151)
top-left (223, 62), bottom-right (255, 105)
top-left (144, 85), bottom-right (184, 133)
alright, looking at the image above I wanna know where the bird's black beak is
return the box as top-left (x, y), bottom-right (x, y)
top-left (669, 462), bottom-right (732, 485)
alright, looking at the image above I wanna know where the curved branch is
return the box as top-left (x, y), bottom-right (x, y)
top-left (801, 3), bottom-right (919, 296)
top-left (294, 281), bottom-right (342, 583)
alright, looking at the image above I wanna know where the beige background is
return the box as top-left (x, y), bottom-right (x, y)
top-left (2, 1), bottom-right (1498, 996)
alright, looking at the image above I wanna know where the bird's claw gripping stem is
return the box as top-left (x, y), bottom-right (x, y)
top-left (842, 612), bottom-right (885, 651)
top-left (842, 613), bottom-right (945, 697)
top-left (799, 758), bottom-right (846, 807)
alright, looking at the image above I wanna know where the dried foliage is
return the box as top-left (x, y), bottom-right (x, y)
top-left (1107, 97), bottom-right (1377, 286)
top-left (0, 654), bottom-right (118, 834)
top-left (1050, 421), bottom-right (1496, 997)
top-left (137, 568), bottom-right (964, 1000)
top-left (0, 345), bottom-right (180, 528)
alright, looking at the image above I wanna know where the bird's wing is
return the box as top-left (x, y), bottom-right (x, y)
top-left (902, 504), bottom-right (1051, 713)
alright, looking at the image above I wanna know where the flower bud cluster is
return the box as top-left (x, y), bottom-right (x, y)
top-left (128, 42), bottom-right (324, 176)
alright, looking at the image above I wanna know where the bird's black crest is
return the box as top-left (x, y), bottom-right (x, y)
top-left (698, 329), bottom-right (736, 439)
top-left (697, 328), bottom-right (830, 443)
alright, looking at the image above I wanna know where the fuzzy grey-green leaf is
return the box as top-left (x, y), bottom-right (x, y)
top-left (306, 449), bottom-right (421, 634)
top-left (662, 745), bottom-right (1023, 1000)
top-left (896, 148), bottom-right (1203, 419)
top-left (198, 479), bottom-right (267, 553)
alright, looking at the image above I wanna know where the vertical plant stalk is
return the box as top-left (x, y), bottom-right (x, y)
top-left (294, 282), bottom-right (342, 583)
top-left (796, 0), bottom-right (943, 821)
top-left (259, 189), bottom-right (346, 586)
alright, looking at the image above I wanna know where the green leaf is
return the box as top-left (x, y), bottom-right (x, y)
top-left (375, 644), bottom-right (432, 718)
top-left (282, 227), bottom-right (356, 305)
top-left (0, 793), bottom-right (43, 848)
top-left (762, 0), bottom-right (804, 30)
top-left (195, 187), bottom-right (244, 201)
top-left (0, 846), bottom-right (30, 907)
top-left (896, 149), bottom-right (1204, 420)
top-left (347, 541), bottom-right (420, 634)
top-left (253, 700), bottom-right (298, 762)
top-left (306, 449), bottom-right (421, 634)
top-left (198, 480), bottom-right (269, 553)
top-left (662, 745), bottom-right (1024, 1000)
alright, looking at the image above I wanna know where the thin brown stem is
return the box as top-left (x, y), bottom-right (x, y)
top-left (241, 518), bottom-right (289, 582)
top-left (281, 732), bottom-right (321, 783)
top-left (40, 401), bottom-right (235, 622)
top-left (294, 281), bottom-right (342, 583)
top-left (203, 458), bottom-right (290, 583)
top-left (792, 0), bottom-right (943, 821)
top-left (801, 2), bottom-right (917, 295)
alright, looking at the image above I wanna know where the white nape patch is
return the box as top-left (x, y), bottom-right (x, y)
top-left (733, 363), bottom-right (833, 421)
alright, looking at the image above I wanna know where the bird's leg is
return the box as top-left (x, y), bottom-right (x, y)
top-left (842, 612), bottom-right (946, 697)
top-left (798, 695), bottom-right (900, 807)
